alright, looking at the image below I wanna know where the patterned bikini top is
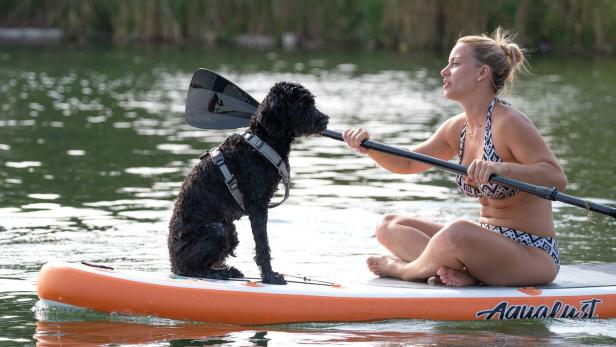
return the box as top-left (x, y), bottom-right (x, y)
top-left (455, 98), bottom-right (518, 200)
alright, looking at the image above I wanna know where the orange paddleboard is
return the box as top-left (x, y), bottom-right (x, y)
top-left (37, 261), bottom-right (616, 324)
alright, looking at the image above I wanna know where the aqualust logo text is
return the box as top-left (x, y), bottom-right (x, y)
top-left (476, 298), bottom-right (602, 320)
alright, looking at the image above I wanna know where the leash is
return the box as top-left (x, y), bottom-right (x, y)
top-left (225, 274), bottom-right (339, 287)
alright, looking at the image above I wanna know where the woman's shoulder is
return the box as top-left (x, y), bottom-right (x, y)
top-left (493, 100), bottom-right (535, 131)
top-left (432, 113), bottom-right (466, 150)
top-left (492, 101), bottom-right (543, 153)
top-left (441, 112), bottom-right (466, 131)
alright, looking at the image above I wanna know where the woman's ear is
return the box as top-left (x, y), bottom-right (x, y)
top-left (478, 65), bottom-right (490, 82)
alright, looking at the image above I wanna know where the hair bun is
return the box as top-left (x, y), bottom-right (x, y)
top-left (504, 42), bottom-right (524, 67)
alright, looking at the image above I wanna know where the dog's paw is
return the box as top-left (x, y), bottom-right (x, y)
top-left (227, 266), bottom-right (244, 278)
top-left (204, 270), bottom-right (230, 280)
top-left (262, 271), bottom-right (287, 285)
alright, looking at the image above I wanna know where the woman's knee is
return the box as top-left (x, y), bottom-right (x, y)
top-left (432, 219), bottom-right (476, 252)
top-left (374, 214), bottom-right (399, 244)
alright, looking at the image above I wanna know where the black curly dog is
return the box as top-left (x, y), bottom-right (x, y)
top-left (168, 82), bottom-right (329, 284)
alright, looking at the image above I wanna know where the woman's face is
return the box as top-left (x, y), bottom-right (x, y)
top-left (440, 43), bottom-right (483, 100)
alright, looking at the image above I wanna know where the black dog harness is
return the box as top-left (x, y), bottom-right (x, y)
top-left (207, 132), bottom-right (290, 211)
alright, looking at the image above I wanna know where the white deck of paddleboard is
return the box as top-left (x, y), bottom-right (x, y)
top-left (368, 263), bottom-right (616, 290)
top-left (54, 261), bottom-right (616, 299)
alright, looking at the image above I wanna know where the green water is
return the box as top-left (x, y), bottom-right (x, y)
top-left (1, 45), bottom-right (615, 346)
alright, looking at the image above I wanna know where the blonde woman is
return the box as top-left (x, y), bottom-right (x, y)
top-left (343, 28), bottom-right (566, 287)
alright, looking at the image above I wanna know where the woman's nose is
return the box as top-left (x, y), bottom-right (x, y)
top-left (441, 66), bottom-right (449, 77)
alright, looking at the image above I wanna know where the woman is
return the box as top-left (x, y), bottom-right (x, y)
top-left (343, 28), bottom-right (567, 287)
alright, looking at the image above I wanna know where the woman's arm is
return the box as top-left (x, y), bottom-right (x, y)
top-left (343, 116), bottom-right (461, 174)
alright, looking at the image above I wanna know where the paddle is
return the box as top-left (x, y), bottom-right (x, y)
top-left (184, 68), bottom-right (616, 219)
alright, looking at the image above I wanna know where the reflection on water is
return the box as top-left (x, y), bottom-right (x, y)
top-left (30, 310), bottom-right (616, 346)
top-left (1, 45), bottom-right (615, 345)
top-left (32, 320), bottom-right (556, 346)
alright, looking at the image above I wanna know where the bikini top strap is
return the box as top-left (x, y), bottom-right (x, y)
top-left (485, 98), bottom-right (496, 134)
top-left (482, 98), bottom-right (500, 161)
top-left (459, 98), bottom-right (496, 159)
top-left (458, 121), bottom-right (467, 159)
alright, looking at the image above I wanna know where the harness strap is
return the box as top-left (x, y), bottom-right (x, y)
top-left (209, 147), bottom-right (246, 211)
top-left (242, 132), bottom-right (290, 208)
top-left (206, 132), bottom-right (291, 211)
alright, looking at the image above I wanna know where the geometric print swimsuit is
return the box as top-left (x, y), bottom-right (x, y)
top-left (455, 98), bottom-right (518, 200)
top-left (480, 224), bottom-right (560, 272)
top-left (455, 98), bottom-right (560, 272)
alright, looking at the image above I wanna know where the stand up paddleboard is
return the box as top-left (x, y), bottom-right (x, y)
top-left (37, 261), bottom-right (616, 324)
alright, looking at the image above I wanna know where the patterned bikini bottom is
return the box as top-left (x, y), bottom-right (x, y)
top-left (481, 223), bottom-right (560, 273)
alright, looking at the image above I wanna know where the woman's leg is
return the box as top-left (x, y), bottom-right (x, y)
top-left (373, 214), bottom-right (443, 262)
top-left (368, 219), bottom-right (558, 287)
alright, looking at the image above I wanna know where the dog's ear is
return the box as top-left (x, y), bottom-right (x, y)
top-left (251, 91), bottom-right (288, 138)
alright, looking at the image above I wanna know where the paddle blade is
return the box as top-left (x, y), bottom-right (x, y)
top-left (185, 69), bottom-right (260, 129)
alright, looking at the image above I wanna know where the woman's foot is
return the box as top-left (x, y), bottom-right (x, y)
top-left (366, 255), bottom-right (406, 278)
top-left (436, 266), bottom-right (478, 287)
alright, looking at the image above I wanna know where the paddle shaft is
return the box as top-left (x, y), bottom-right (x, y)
top-left (184, 69), bottom-right (616, 219)
top-left (321, 129), bottom-right (616, 218)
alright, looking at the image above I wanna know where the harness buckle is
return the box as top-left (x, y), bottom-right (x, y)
top-left (227, 177), bottom-right (239, 190)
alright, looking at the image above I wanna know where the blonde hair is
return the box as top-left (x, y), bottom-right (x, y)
top-left (457, 27), bottom-right (527, 94)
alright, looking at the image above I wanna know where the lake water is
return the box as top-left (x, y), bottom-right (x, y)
top-left (1, 45), bottom-right (615, 346)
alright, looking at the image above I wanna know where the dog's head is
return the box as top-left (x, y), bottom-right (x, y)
top-left (251, 82), bottom-right (329, 139)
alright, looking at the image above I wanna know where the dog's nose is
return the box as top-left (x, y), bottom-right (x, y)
top-left (317, 111), bottom-right (329, 126)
